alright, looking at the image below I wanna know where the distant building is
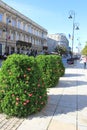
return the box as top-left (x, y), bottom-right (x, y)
top-left (47, 37), bottom-right (58, 53)
top-left (0, 0), bottom-right (48, 55)
top-left (47, 33), bottom-right (69, 53)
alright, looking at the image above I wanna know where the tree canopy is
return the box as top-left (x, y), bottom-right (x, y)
top-left (81, 42), bottom-right (87, 55)
top-left (55, 45), bottom-right (68, 56)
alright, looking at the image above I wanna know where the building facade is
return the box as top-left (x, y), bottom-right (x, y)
top-left (47, 37), bottom-right (58, 53)
top-left (0, 0), bottom-right (48, 55)
top-left (47, 33), bottom-right (69, 53)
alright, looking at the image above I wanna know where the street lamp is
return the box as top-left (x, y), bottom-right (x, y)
top-left (3, 18), bottom-right (11, 55)
top-left (68, 10), bottom-right (79, 57)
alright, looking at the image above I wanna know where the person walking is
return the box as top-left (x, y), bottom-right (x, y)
top-left (83, 56), bottom-right (87, 69)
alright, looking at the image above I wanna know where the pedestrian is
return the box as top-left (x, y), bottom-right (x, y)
top-left (83, 56), bottom-right (87, 69)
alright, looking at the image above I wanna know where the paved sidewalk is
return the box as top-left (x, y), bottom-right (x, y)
top-left (0, 60), bottom-right (87, 130)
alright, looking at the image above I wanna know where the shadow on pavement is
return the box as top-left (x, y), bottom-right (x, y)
top-left (47, 94), bottom-right (87, 114)
top-left (26, 94), bottom-right (87, 120)
top-left (56, 80), bottom-right (87, 88)
top-left (64, 73), bottom-right (84, 77)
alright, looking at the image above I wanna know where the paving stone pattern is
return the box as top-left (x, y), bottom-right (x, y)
top-left (0, 114), bottom-right (24, 130)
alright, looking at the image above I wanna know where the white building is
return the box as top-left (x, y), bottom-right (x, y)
top-left (47, 33), bottom-right (69, 53)
top-left (0, 0), bottom-right (48, 55)
top-left (47, 37), bottom-right (58, 53)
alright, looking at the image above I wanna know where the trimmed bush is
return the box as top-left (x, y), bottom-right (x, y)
top-left (0, 54), bottom-right (65, 117)
top-left (36, 55), bottom-right (65, 88)
top-left (55, 56), bottom-right (65, 77)
top-left (0, 54), bottom-right (47, 117)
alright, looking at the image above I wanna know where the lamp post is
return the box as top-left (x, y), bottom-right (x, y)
top-left (68, 10), bottom-right (79, 57)
top-left (3, 18), bottom-right (11, 55)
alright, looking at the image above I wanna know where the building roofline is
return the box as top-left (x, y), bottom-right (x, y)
top-left (0, 0), bottom-right (47, 32)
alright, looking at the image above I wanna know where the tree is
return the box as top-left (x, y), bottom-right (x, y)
top-left (55, 45), bottom-right (68, 56)
top-left (81, 42), bottom-right (87, 55)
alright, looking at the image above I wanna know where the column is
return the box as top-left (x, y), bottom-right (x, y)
top-left (3, 12), bottom-right (6, 23)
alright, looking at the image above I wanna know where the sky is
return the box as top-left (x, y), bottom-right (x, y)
top-left (2, 0), bottom-right (87, 52)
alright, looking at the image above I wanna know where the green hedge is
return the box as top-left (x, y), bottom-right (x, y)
top-left (36, 55), bottom-right (65, 88)
top-left (0, 54), bottom-right (47, 117)
top-left (0, 54), bottom-right (65, 117)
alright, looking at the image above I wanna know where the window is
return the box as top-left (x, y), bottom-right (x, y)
top-left (0, 13), bottom-right (3, 22)
top-left (12, 19), bottom-right (16, 27)
top-left (0, 29), bottom-right (2, 38)
top-left (6, 17), bottom-right (11, 24)
top-left (42, 32), bottom-right (44, 37)
top-left (11, 32), bottom-right (13, 40)
top-left (18, 20), bottom-right (21, 29)
top-left (23, 24), bottom-right (26, 31)
top-left (25, 35), bottom-right (28, 42)
top-left (16, 33), bottom-right (19, 41)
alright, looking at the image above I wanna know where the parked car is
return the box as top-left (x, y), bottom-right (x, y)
top-left (67, 58), bottom-right (74, 64)
top-left (73, 55), bottom-right (80, 60)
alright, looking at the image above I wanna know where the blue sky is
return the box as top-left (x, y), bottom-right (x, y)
top-left (2, 0), bottom-right (87, 52)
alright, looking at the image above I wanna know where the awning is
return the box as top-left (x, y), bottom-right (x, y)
top-left (16, 40), bottom-right (32, 47)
